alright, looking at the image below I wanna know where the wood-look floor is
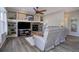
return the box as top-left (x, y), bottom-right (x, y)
top-left (1, 36), bottom-right (79, 52)
top-left (0, 37), bottom-right (40, 52)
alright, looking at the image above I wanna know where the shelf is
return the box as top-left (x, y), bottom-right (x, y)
top-left (8, 19), bottom-right (43, 23)
top-left (8, 21), bottom-right (17, 37)
top-left (7, 34), bottom-right (17, 37)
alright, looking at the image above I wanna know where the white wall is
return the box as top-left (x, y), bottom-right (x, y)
top-left (43, 11), bottom-right (64, 26)
top-left (43, 10), bottom-right (79, 36)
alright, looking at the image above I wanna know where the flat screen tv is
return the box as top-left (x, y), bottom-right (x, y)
top-left (18, 22), bottom-right (31, 29)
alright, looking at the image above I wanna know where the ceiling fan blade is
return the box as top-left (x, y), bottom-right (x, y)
top-left (33, 7), bottom-right (37, 11)
top-left (38, 10), bottom-right (46, 12)
top-left (36, 12), bottom-right (44, 14)
top-left (33, 7), bottom-right (46, 14)
top-left (40, 12), bottom-right (44, 14)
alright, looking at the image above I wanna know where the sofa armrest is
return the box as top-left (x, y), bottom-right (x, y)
top-left (33, 35), bottom-right (45, 43)
top-left (33, 35), bottom-right (46, 51)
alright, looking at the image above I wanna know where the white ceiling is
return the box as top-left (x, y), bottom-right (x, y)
top-left (6, 7), bottom-right (79, 15)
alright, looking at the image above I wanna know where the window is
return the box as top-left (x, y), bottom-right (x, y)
top-left (0, 12), bottom-right (1, 20)
top-left (0, 7), bottom-right (7, 43)
top-left (0, 10), bottom-right (7, 34)
top-left (1, 12), bottom-right (3, 33)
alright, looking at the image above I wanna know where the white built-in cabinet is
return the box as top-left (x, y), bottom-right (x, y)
top-left (0, 7), bottom-right (7, 47)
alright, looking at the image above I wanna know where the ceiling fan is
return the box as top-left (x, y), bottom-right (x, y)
top-left (33, 7), bottom-right (46, 14)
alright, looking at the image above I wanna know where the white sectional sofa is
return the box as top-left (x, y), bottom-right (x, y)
top-left (33, 26), bottom-right (67, 51)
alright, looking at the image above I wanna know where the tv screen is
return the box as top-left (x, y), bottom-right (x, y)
top-left (18, 22), bottom-right (30, 29)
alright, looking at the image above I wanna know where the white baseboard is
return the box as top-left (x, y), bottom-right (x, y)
top-left (68, 34), bottom-right (79, 37)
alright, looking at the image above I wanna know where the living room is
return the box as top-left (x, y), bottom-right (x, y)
top-left (0, 7), bottom-right (79, 52)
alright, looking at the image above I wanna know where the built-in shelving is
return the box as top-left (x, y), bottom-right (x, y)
top-left (8, 19), bottom-right (43, 23)
top-left (8, 19), bottom-right (43, 37)
top-left (8, 22), bottom-right (17, 37)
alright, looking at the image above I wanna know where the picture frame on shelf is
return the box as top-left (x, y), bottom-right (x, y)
top-left (26, 15), bottom-right (34, 21)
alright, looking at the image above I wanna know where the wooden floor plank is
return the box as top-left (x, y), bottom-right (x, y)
top-left (1, 36), bottom-right (79, 52)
